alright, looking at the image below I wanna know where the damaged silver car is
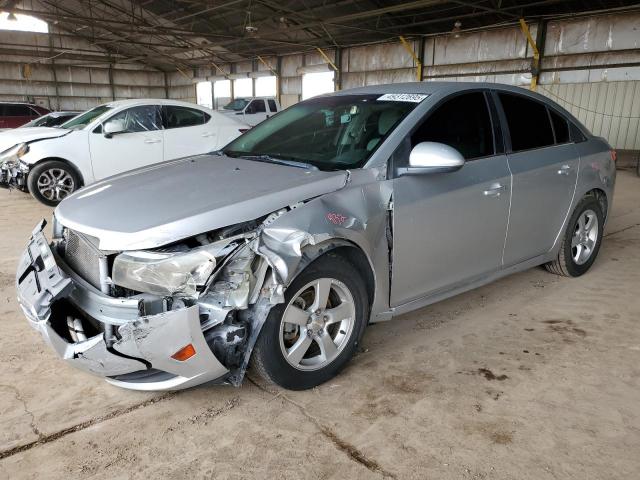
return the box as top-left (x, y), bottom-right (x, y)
top-left (16, 83), bottom-right (616, 391)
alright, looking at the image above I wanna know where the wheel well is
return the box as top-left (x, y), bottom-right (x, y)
top-left (584, 188), bottom-right (608, 220)
top-left (31, 157), bottom-right (84, 187)
top-left (310, 245), bottom-right (376, 311)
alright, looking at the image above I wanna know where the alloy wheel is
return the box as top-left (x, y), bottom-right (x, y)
top-left (279, 278), bottom-right (356, 371)
top-left (571, 209), bottom-right (599, 265)
top-left (37, 168), bottom-right (75, 202)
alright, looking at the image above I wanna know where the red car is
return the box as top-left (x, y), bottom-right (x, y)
top-left (0, 102), bottom-right (50, 129)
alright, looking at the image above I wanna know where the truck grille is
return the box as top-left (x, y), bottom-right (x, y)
top-left (64, 229), bottom-right (102, 289)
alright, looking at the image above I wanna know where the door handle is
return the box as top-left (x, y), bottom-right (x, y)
top-left (144, 138), bottom-right (161, 144)
top-left (483, 183), bottom-right (505, 197)
top-left (557, 164), bottom-right (571, 175)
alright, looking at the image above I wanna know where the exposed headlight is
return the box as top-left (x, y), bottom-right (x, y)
top-left (0, 143), bottom-right (29, 169)
top-left (112, 236), bottom-right (245, 297)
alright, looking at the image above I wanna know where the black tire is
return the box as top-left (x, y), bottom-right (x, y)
top-left (251, 254), bottom-right (369, 390)
top-left (27, 160), bottom-right (80, 206)
top-left (545, 195), bottom-right (604, 277)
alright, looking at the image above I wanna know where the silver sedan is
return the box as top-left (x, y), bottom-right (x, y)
top-left (16, 82), bottom-right (616, 391)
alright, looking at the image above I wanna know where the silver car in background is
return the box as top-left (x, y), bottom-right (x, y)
top-left (16, 82), bottom-right (616, 391)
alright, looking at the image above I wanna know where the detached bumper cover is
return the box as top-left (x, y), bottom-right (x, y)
top-left (16, 224), bottom-right (229, 391)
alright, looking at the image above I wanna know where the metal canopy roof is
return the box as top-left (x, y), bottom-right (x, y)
top-left (4, 0), bottom-right (640, 71)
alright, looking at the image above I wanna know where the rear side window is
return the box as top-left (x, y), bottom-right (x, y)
top-left (411, 92), bottom-right (494, 160)
top-left (549, 109), bottom-right (570, 144)
top-left (4, 104), bottom-right (32, 116)
top-left (499, 93), bottom-right (554, 152)
top-left (267, 99), bottom-right (277, 112)
top-left (246, 100), bottom-right (266, 114)
top-left (163, 106), bottom-right (206, 129)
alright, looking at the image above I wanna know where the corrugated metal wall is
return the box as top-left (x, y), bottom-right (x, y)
top-left (172, 12), bottom-right (638, 150)
top-left (2, 10), bottom-right (638, 152)
top-left (539, 82), bottom-right (640, 150)
top-left (0, 29), bottom-right (167, 110)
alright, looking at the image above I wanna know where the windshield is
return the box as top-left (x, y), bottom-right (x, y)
top-left (223, 99), bottom-right (249, 111)
top-left (22, 115), bottom-right (49, 127)
top-left (223, 94), bottom-right (419, 170)
top-left (60, 105), bottom-right (112, 130)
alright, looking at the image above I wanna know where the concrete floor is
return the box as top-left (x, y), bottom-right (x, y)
top-left (0, 171), bottom-right (639, 480)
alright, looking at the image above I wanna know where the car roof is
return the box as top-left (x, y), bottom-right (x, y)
top-left (0, 101), bottom-right (41, 106)
top-left (100, 98), bottom-right (213, 110)
top-left (330, 81), bottom-right (555, 104)
top-left (48, 111), bottom-right (81, 116)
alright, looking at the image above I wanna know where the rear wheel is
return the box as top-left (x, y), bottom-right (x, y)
top-left (28, 160), bottom-right (80, 206)
top-left (544, 195), bottom-right (604, 277)
top-left (251, 254), bottom-right (368, 390)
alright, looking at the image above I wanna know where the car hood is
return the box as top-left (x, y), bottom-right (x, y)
top-left (0, 127), bottom-right (69, 152)
top-left (55, 154), bottom-right (348, 251)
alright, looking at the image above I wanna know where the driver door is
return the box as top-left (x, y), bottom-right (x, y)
top-left (89, 105), bottom-right (164, 179)
top-left (390, 91), bottom-right (511, 306)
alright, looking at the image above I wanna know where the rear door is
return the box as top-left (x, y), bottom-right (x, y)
top-left (496, 91), bottom-right (579, 266)
top-left (162, 105), bottom-right (218, 159)
top-left (89, 105), bottom-right (164, 179)
top-left (391, 91), bottom-right (511, 306)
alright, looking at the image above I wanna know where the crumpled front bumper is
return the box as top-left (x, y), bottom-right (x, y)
top-left (16, 224), bottom-right (230, 391)
top-left (0, 163), bottom-right (28, 189)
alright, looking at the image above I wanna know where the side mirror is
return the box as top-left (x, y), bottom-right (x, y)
top-left (399, 142), bottom-right (465, 176)
top-left (103, 118), bottom-right (127, 138)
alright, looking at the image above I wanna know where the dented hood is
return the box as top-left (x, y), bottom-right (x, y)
top-left (0, 127), bottom-right (69, 152)
top-left (55, 154), bottom-right (347, 250)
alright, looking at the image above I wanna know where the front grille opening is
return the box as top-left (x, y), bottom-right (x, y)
top-left (64, 229), bottom-right (103, 290)
top-left (50, 299), bottom-right (102, 343)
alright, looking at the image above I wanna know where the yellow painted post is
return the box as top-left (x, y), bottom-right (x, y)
top-left (257, 55), bottom-right (278, 77)
top-left (519, 18), bottom-right (540, 91)
top-left (399, 36), bottom-right (423, 81)
top-left (315, 47), bottom-right (339, 72)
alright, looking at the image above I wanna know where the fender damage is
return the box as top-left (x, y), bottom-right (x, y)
top-left (16, 166), bottom-right (392, 390)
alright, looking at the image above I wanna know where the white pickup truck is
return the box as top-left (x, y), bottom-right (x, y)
top-left (220, 97), bottom-right (280, 126)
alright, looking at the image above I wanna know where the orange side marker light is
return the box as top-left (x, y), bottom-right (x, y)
top-left (171, 343), bottom-right (196, 361)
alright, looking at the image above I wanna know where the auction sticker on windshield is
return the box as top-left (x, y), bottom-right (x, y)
top-left (377, 93), bottom-right (429, 102)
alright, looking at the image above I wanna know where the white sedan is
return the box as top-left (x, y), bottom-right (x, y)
top-left (0, 99), bottom-right (248, 205)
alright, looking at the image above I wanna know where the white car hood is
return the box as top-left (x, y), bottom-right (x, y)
top-left (0, 127), bottom-right (69, 152)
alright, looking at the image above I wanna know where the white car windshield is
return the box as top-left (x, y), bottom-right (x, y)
top-left (60, 105), bottom-right (113, 130)
top-left (223, 99), bottom-right (249, 111)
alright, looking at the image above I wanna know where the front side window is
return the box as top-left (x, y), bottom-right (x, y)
top-left (61, 105), bottom-right (113, 130)
top-left (499, 93), bottom-right (554, 152)
top-left (411, 92), bottom-right (494, 160)
top-left (163, 106), bottom-right (207, 129)
top-left (224, 94), bottom-right (418, 170)
top-left (106, 106), bottom-right (161, 133)
top-left (268, 99), bottom-right (277, 112)
top-left (246, 100), bottom-right (266, 114)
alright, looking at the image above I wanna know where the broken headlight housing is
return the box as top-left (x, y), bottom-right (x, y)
top-left (112, 237), bottom-right (244, 297)
top-left (0, 143), bottom-right (29, 169)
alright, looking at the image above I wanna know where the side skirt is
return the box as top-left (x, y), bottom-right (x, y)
top-left (372, 252), bottom-right (553, 322)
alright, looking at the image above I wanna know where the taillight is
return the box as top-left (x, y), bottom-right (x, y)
top-left (610, 149), bottom-right (617, 162)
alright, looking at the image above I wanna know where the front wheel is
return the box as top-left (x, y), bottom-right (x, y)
top-left (27, 160), bottom-right (80, 206)
top-left (545, 195), bottom-right (604, 277)
top-left (251, 254), bottom-right (369, 390)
